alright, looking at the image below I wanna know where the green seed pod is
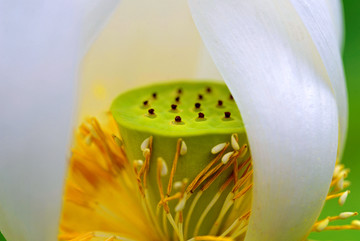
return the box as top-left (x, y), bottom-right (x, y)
top-left (111, 81), bottom-right (250, 238)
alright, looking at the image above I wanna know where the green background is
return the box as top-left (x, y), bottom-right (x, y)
top-left (0, 1), bottom-right (359, 241)
top-left (309, 1), bottom-right (360, 240)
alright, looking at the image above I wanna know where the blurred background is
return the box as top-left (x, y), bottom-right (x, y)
top-left (0, 1), bottom-right (359, 240)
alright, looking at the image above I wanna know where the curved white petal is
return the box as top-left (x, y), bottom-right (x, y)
top-left (79, 0), bottom-right (221, 120)
top-left (289, 0), bottom-right (347, 157)
top-left (324, 0), bottom-right (344, 50)
top-left (0, 1), bottom-right (119, 240)
top-left (188, 0), bottom-right (339, 240)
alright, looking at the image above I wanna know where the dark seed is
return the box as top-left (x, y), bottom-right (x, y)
top-left (218, 100), bottom-right (223, 106)
top-left (198, 94), bottom-right (203, 100)
top-left (175, 96), bottom-right (180, 102)
top-left (224, 112), bottom-right (231, 118)
top-left (143, 100), bottom-right (149, 106)
top-left (177, 88), bottom-right (183, 94)
top-left (195, 103), bottom-right (201, 109)
top-left (198, 112), bottom-right (205, 118)
top-left (171, 104), bottom-right (177, 110)
top-left (175, 116), bottom-right (182, 122)
top-left (230, 94), bottom-right (234, 100)
top-left (152, 92), bottom-right (157, 99)
top-left (148, 108), bottom-right (155, 115)
top-left (206, 87), bottom-right (212, 93)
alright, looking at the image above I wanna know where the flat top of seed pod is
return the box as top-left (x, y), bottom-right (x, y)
top-left (111, 81), bottom-right (245, 136)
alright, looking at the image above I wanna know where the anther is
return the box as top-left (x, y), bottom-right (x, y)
top-left (148, 108), bottom-right (155, 115)
top-left (175, 96), bottom-right (180, 103)
top-left (218, 100), bottom-right (223, 106)
top-left (171, 104), bottom-right (177, 110)
top-left (173, 181), bottom-right (183, 190)
top-left (351, 220), bottom-right (360, 227)
top-left (222, 151), bottom-right (234, 164)
top-left (198, 112), bottom-right (205, 118)
top-left (134, 160), bottom-right (144, 168)
top-left (198, 94), bottom-right (203, 100)
top-left (175, 194), bottom-right (187, 212)
top-left (339, 212), bottom-right (358, 219)
top-left (141, 137), bottom-right (150, 151)
top-left (195, 103), bottom-right (201, 109)
top-left (211, 143), bottom-right (227, 154)
top-left (343, 180), bottom-right (351, 189)
top-left (333, 164), bottom-right (344, 177)
top-left (152, 92), bottom-right (157, 99)
top-left (339, 190), bottom-right (350, 206)
top-left (175, 116), bottom-right (182, 122)
top-left (315, 218), bottom-right (329, 232)
top-left (224, 112), bottom-right (231, 118)
top-left (180, 140), bottom-right (187, 155)
top-left (159, 158), bottom-right (168, 176)
top-left (337, 177), bottom-right (344, 190)
top-left (231, 133), bottom-right (240, 150)
top-left (143, 100), bottom-right (149, 106)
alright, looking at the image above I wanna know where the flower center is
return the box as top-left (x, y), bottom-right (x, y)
top-left (58, 81), bottom-right (360, 241)
top-left (110, 82), bottom-right (253, 240)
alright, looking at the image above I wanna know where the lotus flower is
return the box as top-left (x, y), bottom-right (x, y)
top-left (0, 0), bottom-right (357, 241)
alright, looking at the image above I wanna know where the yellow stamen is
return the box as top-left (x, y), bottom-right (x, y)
top-left (60, 117), bottom-right (358, 241)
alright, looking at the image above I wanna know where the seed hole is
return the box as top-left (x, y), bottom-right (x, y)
top-left (222, 111), bottom-right (233, 121)
top-left (146, 108), bottom-right (156, 118)
top-left (148, 109), bottom-right (155, 115)
top-left (175, 116), bottom-right (182, 122)
top-left (196, 112), bottom-right (206, 122)
top-left (172, 116), bottom-right (185, 125)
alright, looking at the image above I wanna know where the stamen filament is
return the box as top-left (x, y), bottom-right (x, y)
top-left (184, 191), bottom-right (203, 239)
top-left (220, 211), bottom-right (251, 237)
top-left (186, 143), bottom-right (229, 194)
top-left (233, 183), bottom-right (253, 200)
top-left (193, 192), bottom-right (222, 236)
top-left (167, 139), bottom-right (182, 196)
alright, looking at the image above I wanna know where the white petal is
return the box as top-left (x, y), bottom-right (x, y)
top-left (78, 0), bottom-right (221, 120)
top-left (0, 1), bottom-right (119, 240)
top-left (289, 0), bottom-right (347, 157)
top-left (324, 0), bottom-right (344, 49)
top-left (188, 1), bottom-right (338, 240)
